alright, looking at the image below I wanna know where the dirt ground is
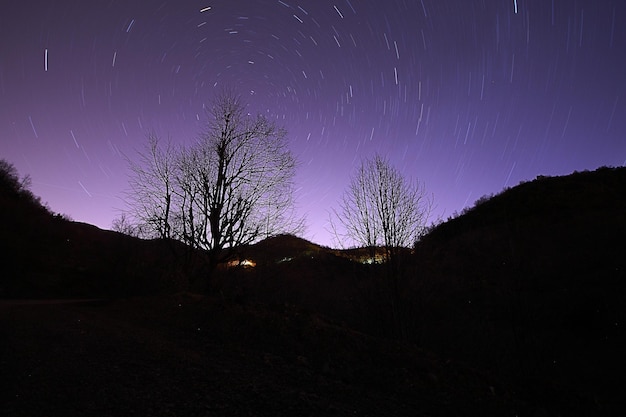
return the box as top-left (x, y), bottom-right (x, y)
top-left (1, 294), bottom-right (530, 417)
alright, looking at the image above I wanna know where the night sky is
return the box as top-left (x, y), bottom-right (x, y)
top-left (1, 0), bottom-right (625, 247)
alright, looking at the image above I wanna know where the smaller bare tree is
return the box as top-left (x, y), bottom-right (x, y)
top-left (332, 154), bottom-right (432, 260)
top-left (331, 154), bottom-right (433, 340)
top-left (111, 212), bottom-right (142, 237)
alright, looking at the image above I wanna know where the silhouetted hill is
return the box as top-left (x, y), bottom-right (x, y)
top-left (246, 233), bottom-right (325, 259)
top-left (413, 166), bottom-right (626, 415)
top-left (423, 165), bottom-right (626, 250)
top-left (0, 169), bottom-right (190, 298)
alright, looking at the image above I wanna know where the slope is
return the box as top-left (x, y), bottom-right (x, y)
top-left (0, 164), bottom-right (189, 298)
top-left (413, 166), bottom-right (626, 415)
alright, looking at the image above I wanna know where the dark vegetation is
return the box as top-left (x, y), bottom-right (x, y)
top-left (2, 161), bottom-right (625, 416)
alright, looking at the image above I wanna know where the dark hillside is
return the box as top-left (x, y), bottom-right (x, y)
top-left (240, 233), bottom-right (326, 263)
top-left (423, 166), bottom-right (626, 252)
top-left (413, 166), bottom-right (626, 415)
top-left (0, 170), bottom-right (189, 298)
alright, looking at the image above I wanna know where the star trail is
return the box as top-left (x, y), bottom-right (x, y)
top-left (1, 0), bottom-right (624, 246)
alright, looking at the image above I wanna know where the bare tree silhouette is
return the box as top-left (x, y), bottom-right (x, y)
top-left (331, 154), bottom-right (432, 339)
top-left (122, 91), bottom-right (304, 278)
top-left (332, 154), bottom-right (432, 259)
top-left (125, 133), bottom-right (177, 239)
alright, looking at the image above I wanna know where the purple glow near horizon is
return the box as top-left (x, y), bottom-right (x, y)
top-left (1, 0), bottom-right (625, 247)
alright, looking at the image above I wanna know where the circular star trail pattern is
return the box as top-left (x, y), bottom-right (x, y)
top-left (1, 0), bottom-right (625, 246)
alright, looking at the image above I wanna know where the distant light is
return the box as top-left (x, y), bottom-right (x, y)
top-left (200, 6), bottom-right (211, 12)
top-left (226, 259), bottom-right (256, 268)
top-left (360, 254), bottom-right (385, 264)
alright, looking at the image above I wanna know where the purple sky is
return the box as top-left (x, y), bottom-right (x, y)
top-left (1, 0), bottom-right (625, 247)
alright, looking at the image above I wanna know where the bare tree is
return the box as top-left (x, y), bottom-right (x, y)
top-left (111, 212), bottom-right (143, 237)
top-left (124, 133), bottom-right (176, 239)
top-left (332, 154), bottom-right (432, 258)
top-left (331, 154), bottom-right (432, 340)
top-left (123, 91), bottom-right (304, 277)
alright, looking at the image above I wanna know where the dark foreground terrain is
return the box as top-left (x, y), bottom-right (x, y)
top-left (2, 162), bottom-right (626, 416)
top-left (1, 294), bottom-right (526, 417)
